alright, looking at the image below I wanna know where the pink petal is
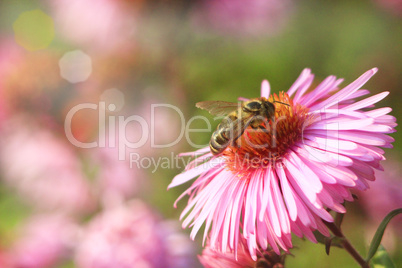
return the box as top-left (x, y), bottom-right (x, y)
top-left (343, 91), bottom-right (389, 111)
top-left (169, 158), bottom-right (223, 188)
top-left (271, 169), bottom-right (291, 234)
top-left (287, 68), bottom-right (312, 97)
top-left (260, 80), bottom-right (270, 98)
top-left (311, 68), bottom-right (378, 110)
top-left (276, 167), bottom-right (298, 221)
top-left (308, 118), bottom-right (374, 130)
top-left (294, 75), bottom-right (315, 103)
top-left (301, 77), bottom-right (344, 107)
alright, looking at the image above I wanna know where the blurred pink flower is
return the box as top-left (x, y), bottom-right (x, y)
top-left (80, 94), bottom-right (185, 205)
top-left (74, 200), bottom-right (196, 268)
top-left (48, 0), bottom-right (139, 52)
top-left (0, 39), bottom-right (62, 119)
top-left (7, 214), bottom-right (78, 268)
top-left (374, 0), bottom-right (402, 16)
top-left (192, 0), bottom-right (293, 37)
top-left (0, 118), bottom-right (94, 214)
top-left (169, 68), bottom-right (396, 259)
top-left (139, 97), bottom-right (184, 156)
top-left (0, 39), bottom-right (24, 78)
top-left (358, 159), bottom-right (402, 235)
top-left (88, 140), bottom-right (141, 204)
top-left (199, 238), bottom-right (285, 268)
top-left (0, 249), bottom-right (12, 268)
top-left (0, 40), bottom-right (24, 124)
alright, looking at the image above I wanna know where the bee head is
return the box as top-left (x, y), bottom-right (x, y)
top-left (263, 101), bottom-right (276, 118)
top-left (242, 101), bottom-right (262, 113)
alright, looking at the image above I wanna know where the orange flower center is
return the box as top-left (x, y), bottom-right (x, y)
top-left (223, 92), bottom-right (312, 177)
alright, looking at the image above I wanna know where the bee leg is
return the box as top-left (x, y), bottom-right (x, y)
top-left (231, 130), bottom-right (246, 148)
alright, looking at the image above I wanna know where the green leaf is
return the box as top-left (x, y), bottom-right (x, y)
top-left (370, 245), bottom-right (395, 268)
top-left (366, 208), bottom-right (402, 262)
top-left (313, 230), bottom-right (328, 245)
top-left (313, 230), bottom-right (343, 255)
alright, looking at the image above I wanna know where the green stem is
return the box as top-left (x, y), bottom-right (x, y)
top-left (324, 221), bottom-right (369, 268)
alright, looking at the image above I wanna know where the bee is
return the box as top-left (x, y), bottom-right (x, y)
top-left (196, 98), bottom-right (288, 155)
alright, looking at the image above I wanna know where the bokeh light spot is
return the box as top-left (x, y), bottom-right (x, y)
top-left (108, 104), bottom-right (116, 112)
top-left (13, 9), bottom-right (55, 51)
top-left (59, 50), bottom-right (92, 83)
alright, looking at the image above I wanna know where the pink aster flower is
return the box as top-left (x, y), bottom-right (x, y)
top-left (168, 68), bottom-right (396, 259)
top-left (199, 238), bottom-right (285, 268)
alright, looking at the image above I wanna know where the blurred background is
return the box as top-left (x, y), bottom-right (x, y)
top-left (0, 0), bottom-right (400, 267)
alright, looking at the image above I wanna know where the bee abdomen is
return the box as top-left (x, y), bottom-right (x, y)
top-left (210, 128), bottom-right (230, 155)
top-left (209, 112), bottom-right (238, 155)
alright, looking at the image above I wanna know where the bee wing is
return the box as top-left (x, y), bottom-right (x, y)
top-left (196, 101), bottom-right (240, 116)
top-left (227, 115), bottom-right (257, 142)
